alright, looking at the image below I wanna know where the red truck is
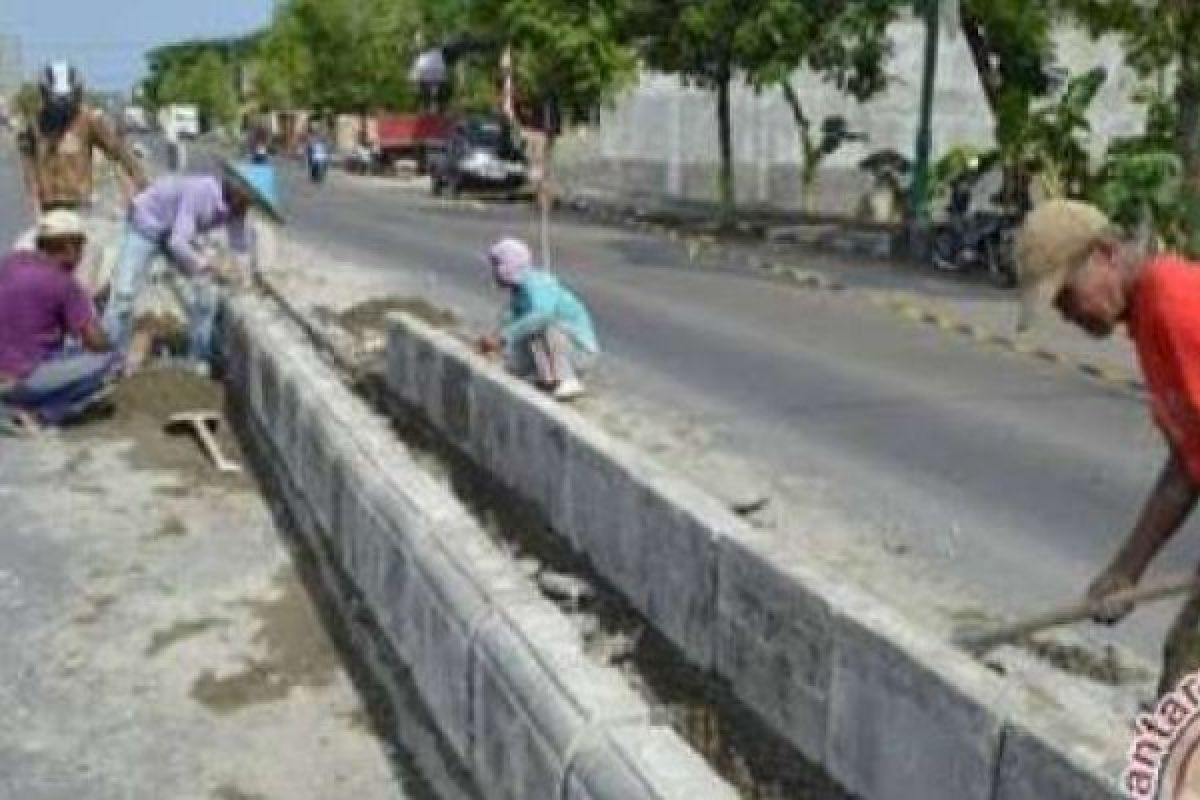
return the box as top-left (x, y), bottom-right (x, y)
top-left (374, 113), bottom-right (454, 172)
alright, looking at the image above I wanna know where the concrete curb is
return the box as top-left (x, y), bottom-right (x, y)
top-left (384, 311), bottom-right (1130, 800)
top-left (222, 296), bottom-right (737, 800)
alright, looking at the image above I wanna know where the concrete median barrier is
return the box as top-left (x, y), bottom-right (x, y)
top-left (223, 296), bottom-right (735, 800)
top-left (384, 310), bottom-right (1129, 800)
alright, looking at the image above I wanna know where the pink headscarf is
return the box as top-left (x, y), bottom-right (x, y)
top-left (488, 238), bottom-right (533, 287)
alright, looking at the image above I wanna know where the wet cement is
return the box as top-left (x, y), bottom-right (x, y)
top-left (68, 366), bottom-right (250, 489)
top-left (190, 570), bottom-right (340, 715)
top-left (318, 296), bottom-right (461, 339)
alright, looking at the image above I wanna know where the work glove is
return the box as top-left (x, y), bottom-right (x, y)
top-left (1085, 568), bottom-right (1138, 626)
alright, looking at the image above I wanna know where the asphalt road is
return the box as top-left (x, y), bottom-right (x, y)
top-left (280, 167), bottom-right (1193, 663)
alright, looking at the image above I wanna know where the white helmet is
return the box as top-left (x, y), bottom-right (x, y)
top-left (39, 61), bottom-right (83, 105)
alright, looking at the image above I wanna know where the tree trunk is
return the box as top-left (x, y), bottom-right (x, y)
top-left (960, 12), bottom-right (1002, 111)
top-left (780, 79), bottom-right (818, 213)
top-left (715, 65), bottom-right (735, 229)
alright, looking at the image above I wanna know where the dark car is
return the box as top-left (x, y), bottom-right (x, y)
top-left (429, 113), bottom-right (528, 195)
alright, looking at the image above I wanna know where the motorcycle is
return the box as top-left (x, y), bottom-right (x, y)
top-left (931, 164), bottom-right (1020, 288)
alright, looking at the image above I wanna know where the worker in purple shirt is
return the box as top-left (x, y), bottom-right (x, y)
top-left (101, 159), bottom-right (284, 368)
top-left (0, 210), bottom-right (120, 434)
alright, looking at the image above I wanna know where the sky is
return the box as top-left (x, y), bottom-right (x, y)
top-left (2, 0), bottom-right (276, 92)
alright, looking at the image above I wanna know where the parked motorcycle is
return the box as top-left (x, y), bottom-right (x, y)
top-left (931, 163), bottom-right (1020, 288)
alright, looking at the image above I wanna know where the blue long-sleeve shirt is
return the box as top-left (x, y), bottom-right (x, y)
top-left (502, 271), bottom-right (599, 354)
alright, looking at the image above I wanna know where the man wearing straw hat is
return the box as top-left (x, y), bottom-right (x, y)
top-left (1015, 198), bottom-right (1200, 697)
top-left (101, 159), bottom-right (284, 371)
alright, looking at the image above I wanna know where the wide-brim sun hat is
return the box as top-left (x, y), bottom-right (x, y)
top-left (1014, 199), bottom-right (1111, 332)
top-left (220, 158), bottom-right (285, 224)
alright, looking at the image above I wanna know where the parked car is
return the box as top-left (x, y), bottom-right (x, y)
top-left (428, 113), bottom-right (528, 196)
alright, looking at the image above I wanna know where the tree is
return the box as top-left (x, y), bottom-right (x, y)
top-left (255, 0), bottom-right (422, 113)
top-left (146, 45), bottom-right (241, 129)
top-left (741, 0), bottom-right (896, 212)
top-left (471, 0), bottom-right (638, 262)
top-left (625, 0), bottom-right (746, 227)
top-left (957, 0), bottom-right (1059, 206)
top-left (1062, 0), bottom-right (1200, 250)
top-left (143, 35), bottom-right (260, 120)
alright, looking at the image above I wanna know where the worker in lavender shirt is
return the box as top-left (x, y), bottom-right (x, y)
top-left (101, 158), bottom-right (284, 370)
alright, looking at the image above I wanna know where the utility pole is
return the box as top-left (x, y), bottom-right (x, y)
top-left (909, 0), bottom-right (940, 226)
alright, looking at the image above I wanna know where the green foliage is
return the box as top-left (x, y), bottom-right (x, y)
top-left (960, 0), bottom-right (1055, 140)
top-left (1096, 149), bottom-right (1184, 234)
top-left (256, 0), bottom-right (421, 113)
top-left (142, 35), bottom-right (260, 121)
top-left (931, 145), bottom-right (996, 202)
top-left (471, 0), bottom-right (637, 121)
top-left (1059, 0), bottom-right (1200, 253)
top-left (1023, 66), bottom-right (1107, 197)
top-left (146, 46), bottom-right (241, 128)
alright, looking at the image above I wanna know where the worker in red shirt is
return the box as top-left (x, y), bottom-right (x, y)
top-left (1016, 199), bottom-right (1200, 697)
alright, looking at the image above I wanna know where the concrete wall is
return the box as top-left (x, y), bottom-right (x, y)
top-left (554, 19), bottom-right (1145, 215)
top-left (384, 311), bottom-right (1131, 800)
top-left (223, 296), bottom-right (736, 800)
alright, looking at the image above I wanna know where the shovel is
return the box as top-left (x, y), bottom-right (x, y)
top-left (954, 574), bottom-right (1200, 655)
top-left (165, 410), bottom-right (242, 474)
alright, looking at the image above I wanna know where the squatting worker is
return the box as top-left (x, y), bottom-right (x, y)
top-left (0, 210), bottom-right (120, 434)
top-left (478, 238), bottom-right (599, 401)
top-left (101, 159), bottom-right (285, 370)
top-left (16, 61), bottom-right (147, 292)
top-left (1016, 199), bottom-right (1200, 697)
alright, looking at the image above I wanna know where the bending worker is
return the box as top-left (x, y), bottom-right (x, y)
top-left (1016, 199), bottom-right (1200, 698)
top-left (478, 238), bottom-right (599, 401)
top-left (101, 160), bottom-right (284, 370)
top-left (0, 211), bottom-right (120, 434)
top-left (16, 61), bottom-right (148, 291)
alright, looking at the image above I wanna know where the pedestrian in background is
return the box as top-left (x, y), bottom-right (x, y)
top-left (478, 237), bottom-right (598, 401)
top-left (1016, 199), bottom-right (1200, 698)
